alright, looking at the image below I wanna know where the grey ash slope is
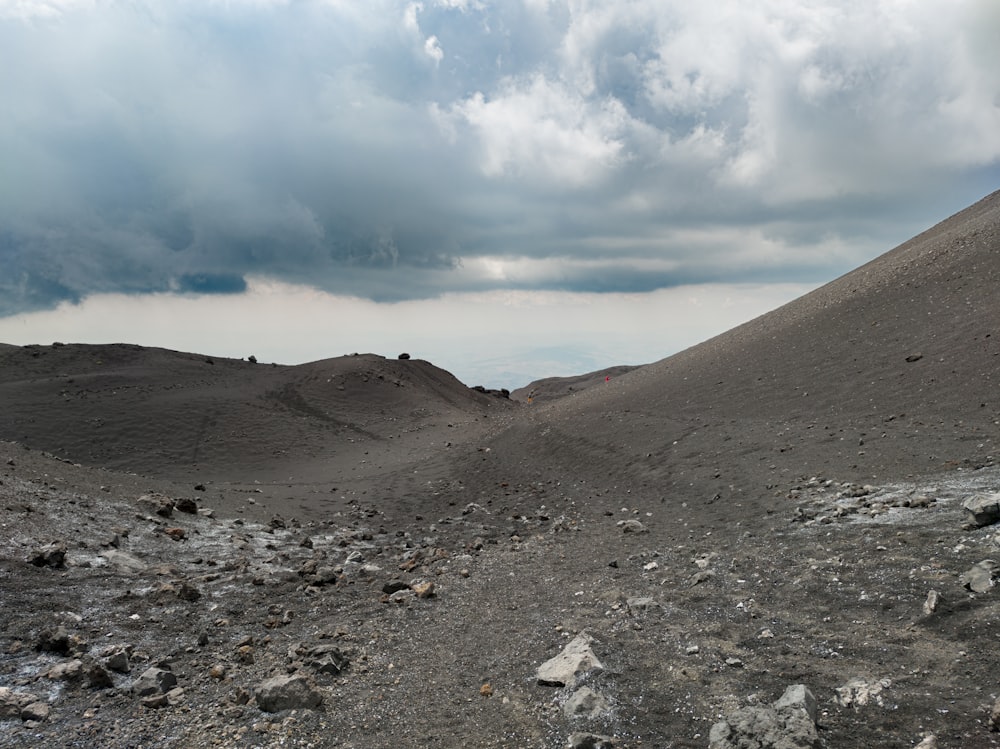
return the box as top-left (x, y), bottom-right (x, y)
top-left (485, 189), bottom-right (1000, 519)
top-left (0, 345), bottom-right (512, 487)
top-left (511, 365), bottom-right (641, 404)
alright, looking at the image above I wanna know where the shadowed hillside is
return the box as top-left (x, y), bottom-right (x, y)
top-left (0, 345), bottom-right (512, 483)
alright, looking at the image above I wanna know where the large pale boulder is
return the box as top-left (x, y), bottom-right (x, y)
top-left (537, 633), bottom-right (604, 689)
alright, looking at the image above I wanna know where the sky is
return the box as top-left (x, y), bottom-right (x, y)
top-left (1, 0), bottom-right (999, 388)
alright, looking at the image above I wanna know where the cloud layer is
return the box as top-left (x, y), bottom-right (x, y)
top-left (2, 0), bottom-right (999, 316)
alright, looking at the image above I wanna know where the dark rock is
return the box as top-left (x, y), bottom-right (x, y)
top-left (963, 493), bottom-right (1000, 527)
top-left (382, 580), bottom-right (410, 595)
top-left (568, 733), bottom-right (620, 749)
top-left (175, 581), bottom-right (202, 602)
top-left (137, 494), bottom-right (174, 518)
top-left (254, 673), bottom-right (323, 713)
top-left (35, 627), bottom-right (85, 655)
top-left (398, 353), bottom-right (411, 360)
top-left (103, 647), bottom-right (131, 674)
top-left (291, 643), bottom-right (349, 675)
top-left (29, 542), bottom-right (67, 568)
top-left (131, 667), bottom-right (178, 698)
top-left (175, 497), bottom-right (198, 514)
top-left (84, 659), bottom-right (115, 689)
top-left (142, 687), bottom-right (185, 709)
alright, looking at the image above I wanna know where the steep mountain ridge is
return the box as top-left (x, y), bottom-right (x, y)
top-left (482, 190), bottom-right (1000, 515)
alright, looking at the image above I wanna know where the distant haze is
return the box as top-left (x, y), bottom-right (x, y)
top-left (1, 1), bottom-right (998, 385)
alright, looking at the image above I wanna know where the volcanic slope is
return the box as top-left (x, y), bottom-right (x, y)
top-left (485, 189), bottom-right (1000, 523)
top-left (0, 346), bottom-right (513, 518)
top-left (2, 192), bottom-right (1000, 749)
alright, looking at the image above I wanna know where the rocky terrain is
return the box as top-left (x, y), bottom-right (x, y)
top-left (1, 189), bottom-right (1000, 748)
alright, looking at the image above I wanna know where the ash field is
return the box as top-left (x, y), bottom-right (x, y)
top-left (2, 191), bottom-right (1000, 748)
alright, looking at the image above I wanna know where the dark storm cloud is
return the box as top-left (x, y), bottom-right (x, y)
top-left (1, 0), bottom-right (998, 316)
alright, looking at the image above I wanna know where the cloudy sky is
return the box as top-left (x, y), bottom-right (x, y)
top-left (1, 0), bottom-right (998, 388)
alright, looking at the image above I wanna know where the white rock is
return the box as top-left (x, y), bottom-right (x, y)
top-left (537, 633), bottom-right (604, 688)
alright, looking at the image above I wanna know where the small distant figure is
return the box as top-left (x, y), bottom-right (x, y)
top-left (605, 375), bottom-right (610, 383)
top-left (527, 388), bottom-right (537, 405)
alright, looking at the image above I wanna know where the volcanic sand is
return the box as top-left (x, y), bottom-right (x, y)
top-left (1, 190), bottom-right (999, 747)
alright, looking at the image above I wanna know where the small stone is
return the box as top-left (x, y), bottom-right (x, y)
top-left (626, 597), bottom-right (656, 612)
top-left (563, 687), bottom-right (611, 719)
top-left (103, 647), bottom-right (131, 673)
top-left (175, 581), bottom-right (201, 601)
top-left (142, 687), bottom-right (184, 709)
top-left (210, 664), bottom-right (227, 680)
top-left (922, 589), bottom-right (941, 616)
top-left (411, 580), bottom-right (435, 599)
top-left (132, 667), bottom-right (178, 698)
top-left (45, 659), bottom-right (83, 682)
top-left (914, 734), bottom-right (937, 749)
top-left (835, 677), bottom-right (890, 709)
top-left (295, 643), bottom-right (348, 675)
top-left (35, 626), bottom-right (73, 655)
top-left (137, 494), bottom-right (174, 518)
top-left (959, 560), bottom-right (997, 593)
top-left (84, 660), bottom-right (115, 689)
top-left (29, 542), bottom-right (67, 568)
top-left (164, 527), bottom-right (186, 541)
top-left (254, 674), bottom-right (323, 713)
top-left (619, 519), bottom-right (646, 533)
top-left (567, 732), bottom-right (619, 749)
top-left (20, 701), bottom-right (50, 722)
top-left (990, 696), bottom-right (1000, 731)
top-left (480, 683), bottom-right (493, 697)
top-left (0, 688), bottom-right (38, 719)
